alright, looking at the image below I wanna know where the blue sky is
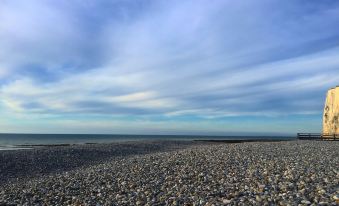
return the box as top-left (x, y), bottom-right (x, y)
top-left (0, 0), bottom-right (339, 135)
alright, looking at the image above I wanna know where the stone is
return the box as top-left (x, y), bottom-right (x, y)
top-left (0, 141), bottom-right (338, 205)
top-left (222, 198), bottom-right (232, 204)
top-left (301, 200), bottom-right (311, 205)
top-left (318, 202), bottom-right (328, 205)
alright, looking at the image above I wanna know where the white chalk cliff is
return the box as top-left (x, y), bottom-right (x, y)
top-left (323, 86), bottom-right (339, 135)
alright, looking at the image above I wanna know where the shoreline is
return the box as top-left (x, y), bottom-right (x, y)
top-left (194, 139), bottom-right (290, 143)
top-left (0, 137), bottom-right (296, 150)
top-left (0, 134), bottom-right (295, 150)
top-left (0, 140), bottom-right (205, 184)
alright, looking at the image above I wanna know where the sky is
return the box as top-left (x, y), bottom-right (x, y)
top-left (0, 0), bottom-right (339, 135)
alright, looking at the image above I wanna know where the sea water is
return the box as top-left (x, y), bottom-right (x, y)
top-left (0, 133), bottom-right (295, 150)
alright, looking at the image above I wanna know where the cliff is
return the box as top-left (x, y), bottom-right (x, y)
top-left (323, 86), bottom-right (339, 135)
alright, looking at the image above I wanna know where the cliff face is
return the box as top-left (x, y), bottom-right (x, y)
top-left (323, 86), bottom-right (339, 135)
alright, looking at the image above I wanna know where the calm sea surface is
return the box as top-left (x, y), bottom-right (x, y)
top-left (0, 133), bottom-right (295, 150)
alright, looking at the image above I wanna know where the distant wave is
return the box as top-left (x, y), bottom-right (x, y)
top-left (0, 145), bottom-right (33, 150)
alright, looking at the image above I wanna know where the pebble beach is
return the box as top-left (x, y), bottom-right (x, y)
top-left (0, 140), bottom-right (338, 205)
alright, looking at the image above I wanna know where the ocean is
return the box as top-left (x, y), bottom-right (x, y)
top-left (0, 133), bottom-right (295, 150)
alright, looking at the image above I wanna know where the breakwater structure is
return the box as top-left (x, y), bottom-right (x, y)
top-left (298, 86), bottom-right (339, 140)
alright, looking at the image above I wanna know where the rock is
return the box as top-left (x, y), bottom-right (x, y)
top-left (318, 202), bottom-right (329, 205)
top-left (255, 195), bottom-right (262, 202)
top-left (136, 200), bottom-right (143, 205)
top-left (301, 200), bottom-right (311, 205)
top-left (318, 189), bottom-right (326, 194)
top-left (222, 198), bottom-right (232, 204)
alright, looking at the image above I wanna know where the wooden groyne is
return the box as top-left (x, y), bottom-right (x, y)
top-left (297, 133), bottom-right (338, 140)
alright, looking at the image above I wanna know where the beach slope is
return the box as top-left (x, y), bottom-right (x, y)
top-left (0, 140), bottom-right (338, 205)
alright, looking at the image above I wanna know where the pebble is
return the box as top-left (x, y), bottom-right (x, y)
top-left (0, 140), bottom-right (338, 205)
top-left (301, 200), bottom-right (311, 204)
